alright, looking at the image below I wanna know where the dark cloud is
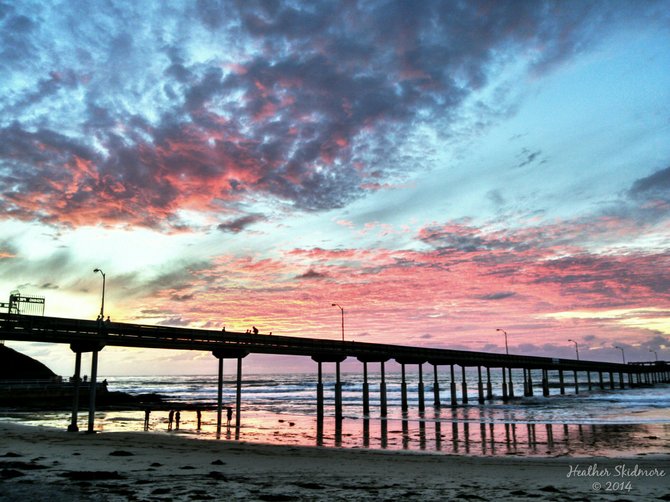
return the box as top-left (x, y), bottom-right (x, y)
top-left (478, 291), bottom-right (516, 301)
top-left (629, 166), bottom-right (670, 198)
top-left (0, 0), bottom-right (663, 228)
top-left (156, 316), bottom-right (192, 327)
top-left (295, 269), bottom-right (329, 280)
top-left (217, 214), bottom-right (266, 234)
top-left (516, 148), bottom-right (544, 168)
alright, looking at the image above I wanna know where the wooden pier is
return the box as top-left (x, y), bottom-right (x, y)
top-left (1, 313), bottom-right (668, 434)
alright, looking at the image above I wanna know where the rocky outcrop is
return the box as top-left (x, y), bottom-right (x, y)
top-left (0, 345), bottom-right (57, 380)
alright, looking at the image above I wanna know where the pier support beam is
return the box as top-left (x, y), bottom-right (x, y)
top-left (380, 361), bottom-right (387, 417)
top-left (400, 363), bottom-right (408, 413)
top-left (317, 362), bottom-right (324, 422)
top-left (527, 369), bottom-right (534, 397)
top-left (619, 372), bottom-right (625, 390)
top-left (599, 371), bottom-right (605, 390)
top-left (573, 370), bottom-right (579, 395)
top-left (87, 349), bottom-right (99, 433)
top-left (418, 364), bottom-right (425, 413)
top-left (335, 361), bottom-right (343, 422)
top-left (461, 366), bottom-right (468, 404)
top-left (477, 366), bottom-right (485, 404)
top-left (587, 371), bottom-right (592, 391)
top-left (358, 356), bottom-right (390, 418)
top-left (68, 341), bottom-right (105, 434)
top-left (502, 367), bottom-right (508, 401)
top-left (235, 357), bottom-right (243, 430)
top-left (216, 356), bottom-right (224, 434)
top-left (362, 362), bottom-right (369, 416)
top-left (450, 364), bottom-right (457, 406)
top-left (486, 367), bottom-right (493, 400)
top-left (558, 369), bottom-right (565, 395)
top-left (68, 350), bottom-right (82, 432)
top-left (523, 368), bottom-right (528, 397)
top-left (507, 368), bottom-right (514, 398)
top-left (213, 348), bottom-right (250, 437)
top-left (433, 364), bottom-right (441, 408)
top-left (609, 371), bottom-right (615, 390)
top-left (542, 369), bottom-right (549, 397)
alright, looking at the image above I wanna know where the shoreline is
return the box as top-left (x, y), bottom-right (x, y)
top-left (1, 422), bottom-right (668, 501)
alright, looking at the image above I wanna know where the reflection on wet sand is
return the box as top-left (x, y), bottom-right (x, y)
top-left (315, 413), bottom-right (667, 457)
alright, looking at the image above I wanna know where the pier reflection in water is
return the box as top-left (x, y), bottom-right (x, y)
top-left (314, 411), bottom-right (667, 456)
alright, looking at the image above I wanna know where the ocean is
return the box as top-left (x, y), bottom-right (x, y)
top-left (2, 369), bottom-right (669, 457)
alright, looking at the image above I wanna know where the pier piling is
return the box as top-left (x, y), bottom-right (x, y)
top-left (380, 361), bottom-right (387, 417)
top-left (502, 367), bottom-right (508, 401)
top-left (461, 365), bottom-right (468, 404)
top-left (68, 350), bottom-right (82, 432)
top-left (433, 364), bottom-right (441, 408)
top-left (486, 367), bottom-right (493, 400)
top-left (477, 366), bottom-right (484, 404)
top-left (450, 364), bottom-right (457, 406)
top-left (418, 363), bottom-right (425, 413)
top-left (362, 361), bottom-right (369, 416)
top-left (87, 349), bottom-right (99, 433)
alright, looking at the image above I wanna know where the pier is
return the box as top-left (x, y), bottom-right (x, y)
top-left (1, 313), bottom-right (668, 434)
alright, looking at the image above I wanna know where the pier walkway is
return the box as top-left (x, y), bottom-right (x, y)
top-left (1, 313), bottom-right (667, 435)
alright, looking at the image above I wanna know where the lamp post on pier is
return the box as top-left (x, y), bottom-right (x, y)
top-left (93, 268), bottom-right (106, 319)
top-left (614, 345), bottom-right (626, 364)
top-left (568, 339), bottom-right (580, 360)
top-left (331, 303), bottom-right (344, 341)
top-left (649, 349), bottom-right (658, 362)
top-left (496, 328), bottom-right (508, 355)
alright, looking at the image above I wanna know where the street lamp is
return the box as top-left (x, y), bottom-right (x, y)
top-left (496, 328), bottom-right (508, 355)
top-left (614, 345), bottom-right (626, 364)
top-left (649, 349), bottom-right (658, 362)
top-left (332, 303), bottom-right (344, 341)
top-left (567, 339), bottom-right (580, 360)
top-left (93, 268), bottom-right (106, 319)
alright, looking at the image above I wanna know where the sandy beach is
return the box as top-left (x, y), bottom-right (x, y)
top-left (1, 422), bottom-right (668, 501)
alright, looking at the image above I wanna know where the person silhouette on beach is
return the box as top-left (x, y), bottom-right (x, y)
top-left (144, 409), bottom-right (151, 430)
top-left (168, 410), bottom-right (174, 431)
top-left (175, 410), bottom-right (181, 430)
top-left (196, 409), bottom-right (202, 430)
top-left (226, 407), bottom-right (233, 429)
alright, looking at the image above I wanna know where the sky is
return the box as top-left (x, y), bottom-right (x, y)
top-left (1, 0), bottom-right (669, 376)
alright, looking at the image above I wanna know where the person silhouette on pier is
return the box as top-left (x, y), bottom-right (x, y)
top-left (252, 326), bottom-right (259, 334)
top-left (168, 410), bottom-right (174, 431)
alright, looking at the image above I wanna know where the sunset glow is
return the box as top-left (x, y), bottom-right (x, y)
top-left (1, 1), bottom-right (669, 375)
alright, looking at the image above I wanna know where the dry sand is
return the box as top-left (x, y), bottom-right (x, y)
top-left (1, 422), bottom-right (668, 501)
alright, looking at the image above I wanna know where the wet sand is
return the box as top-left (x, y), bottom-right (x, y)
top-left (0, 422), bottom-right (668, 501)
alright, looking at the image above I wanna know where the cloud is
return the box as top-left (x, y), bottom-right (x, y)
top-left (295, 269), bottom-right (329, 281)
top-left (217, 214), bottom-right (266, 234)
top-left (2, 0), bottom-right (659, 229)
top-left (478, 292), bottom-right (516, 301)
top-left (629, 165), bottom-right (670, 198)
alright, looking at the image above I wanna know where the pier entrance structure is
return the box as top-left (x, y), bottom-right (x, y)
top-left (0, 313), bottom-right (668, 434)
top-left (0, 292), bottom-right (45, 345)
